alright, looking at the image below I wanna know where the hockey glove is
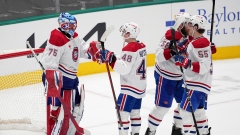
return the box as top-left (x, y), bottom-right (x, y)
top-left (100, 49), bottom-right (115, 63)
top-left (177, 38), bottom-right (189, 54)
top-left (174, 55), bottom-right (191, 69)
top-left (211, 42), bottom-right (217, 54)
top-left (87, 41), bottom-right (101, 61)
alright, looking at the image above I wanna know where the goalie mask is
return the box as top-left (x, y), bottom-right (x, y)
top-left (119, 22), bottom-right (140, 39)
top-left (58, 12), bottom-right (77, 36)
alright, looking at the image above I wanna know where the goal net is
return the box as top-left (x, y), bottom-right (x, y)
top-left (0, 48), bottom-right (46, 132)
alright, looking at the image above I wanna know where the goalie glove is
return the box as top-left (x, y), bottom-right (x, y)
top-left (86, 41), bottom-right (101, 62)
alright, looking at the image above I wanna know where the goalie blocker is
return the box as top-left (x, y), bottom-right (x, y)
top-left (44, 69), bottom-right (86, 135)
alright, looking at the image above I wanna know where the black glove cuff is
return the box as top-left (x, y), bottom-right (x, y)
top-left (110, 55), bottom-right (117, 64)
top-left (170, 50), bottom-right (177, 56)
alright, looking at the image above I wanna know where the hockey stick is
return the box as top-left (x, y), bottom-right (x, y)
top-left (26, 41), bottom-right (91, 135)
top-left (204, 0), bottom-right (215, 111)
top-left (203, 1), bottom-right (215, 133)
top-left (171, 29), bottom-right (200, 135)
top-left (100, 26), bottom-right (125, 134)
top-left (210, 0), bottom-right (215, 43)
top-left (26, 41), bottom-right (45, 71)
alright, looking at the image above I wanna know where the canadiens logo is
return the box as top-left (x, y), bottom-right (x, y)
top-left (72, 47), bottom-right (78, 62)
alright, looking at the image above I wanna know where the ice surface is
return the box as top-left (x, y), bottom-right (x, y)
top-left (0, 58), bottom-right (240, 135)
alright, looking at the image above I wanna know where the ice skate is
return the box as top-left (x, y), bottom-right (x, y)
top-left (171, 124), bottom-right (183, 135)
top-left (145, 127), bottom-right (156, 135)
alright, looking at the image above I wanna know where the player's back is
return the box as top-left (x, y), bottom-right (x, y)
top-left (118, 41), bottom-right (147, 99)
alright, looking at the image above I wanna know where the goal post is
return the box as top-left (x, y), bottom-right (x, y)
top-left (0, 48), bottom-right (46, 132)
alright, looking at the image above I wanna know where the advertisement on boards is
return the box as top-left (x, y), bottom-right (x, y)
top-left (0, 0), bottom-right (239, 58)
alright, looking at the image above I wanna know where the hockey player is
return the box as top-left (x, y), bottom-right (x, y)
top-left (41, 12), bottom-right (99, 135)
top-left (144, 12), bottom-right (191, 135)
top-left (173, 15), bottom-right (212, 135)
top-left (99, 22), bottom-right (147, 135)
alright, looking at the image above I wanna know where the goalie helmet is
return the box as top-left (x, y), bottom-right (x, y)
top-left (173, 12), bottom-right (191, 30)
top-left (58, 12), bottom-right (77, 36)
top-left (119, 22), bottom-right (140, 39)
top-left (188, 15), bottom-right (207, 30)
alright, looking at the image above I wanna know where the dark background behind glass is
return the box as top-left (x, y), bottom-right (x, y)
top-left (0, 0), bottom-right (155, 21)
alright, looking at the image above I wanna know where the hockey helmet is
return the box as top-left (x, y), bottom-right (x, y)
top-left (173, 12), bottom-right (191, 30)
top-left (188, 15), bottom-right (207, 30)
top-left (119, 22), bottom-right (140, 39)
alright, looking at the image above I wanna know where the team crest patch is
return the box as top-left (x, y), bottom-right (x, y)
top-left (72, 47), bottom-right (78, 62)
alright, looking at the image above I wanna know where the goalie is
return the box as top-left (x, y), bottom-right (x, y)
top-left (41, 12), bottom-right (100, 135)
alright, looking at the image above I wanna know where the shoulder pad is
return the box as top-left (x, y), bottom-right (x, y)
top-left (49, 29), bottom-right (70, 46)
top-left (192, 37), bottom-right (210, 48)
top-left (122, 42), bottom-right (146, 52)
top-left (165, 29), bottom-right (182, 41)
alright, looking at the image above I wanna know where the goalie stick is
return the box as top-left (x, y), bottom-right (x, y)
top-left (26, 41), bottom-right (91, 135)
top-left (100, 25), bottom-right (125, 134)
top-left (170, 29), bottom-right (200, 135)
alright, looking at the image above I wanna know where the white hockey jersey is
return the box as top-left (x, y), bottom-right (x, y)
top-left (155, 30), bottom-right (183, 80)
top-left (113, 41), bottom-right (147, 99)
top-left (41, 28), bottom-right (89, 79)
top-left (184, 37), bottom-right (212, 94)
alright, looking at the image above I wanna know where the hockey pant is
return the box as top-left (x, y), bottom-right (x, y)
top-left (151, 72), bottom-right (184, 130)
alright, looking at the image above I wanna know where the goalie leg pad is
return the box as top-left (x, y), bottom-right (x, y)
top-left (48, 106), bottom-right (60, 134)
top-left (51, 90), bottom-right (73, 135)
top-left (45, 69), bottom-right (63, 97)
top-left (76, 84), bottom-right (85, 122)
top-left (67, 84), bottom-right (85, 135)
top-left (51, 105), bottom-right (64, 135)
